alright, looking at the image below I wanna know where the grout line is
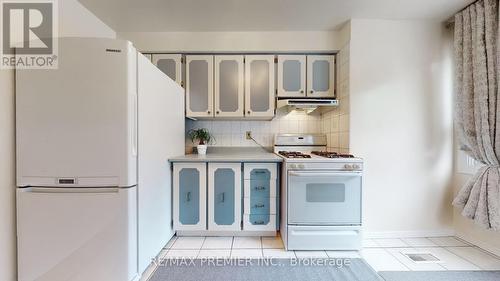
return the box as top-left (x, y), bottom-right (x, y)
top-left (382, 248), bottom-right (412, 271)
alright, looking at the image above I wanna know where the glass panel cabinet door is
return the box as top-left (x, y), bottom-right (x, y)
top-left (152, 54), bottom-right (182, 86)
top-left (277, 55), bottom-right (306, 97)
top-left (214, 55), bottom-right (244, 117)
top-left (186, 55), bottom-right (214, 118)
top-left (173, 163), bottom-right (206, 230)
top-left (208, 163), bottom-right (241, 231)
top-left (306, 55), bottom-right (335, 97)
top-left (244, 55), bottom-right (275, 118)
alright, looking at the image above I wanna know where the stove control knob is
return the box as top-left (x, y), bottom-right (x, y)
top-left (298, 164), bottom-right (305, 169)
top-left (352, 164), bottom-right (361, 170)
top-left (344, 164), bottom-right (353, 170)
top-left (290, 164), bottom-right (297, 169)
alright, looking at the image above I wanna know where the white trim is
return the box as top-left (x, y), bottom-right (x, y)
top-left (186, 55), bottom-right (214, 118)
top-left (214, 55), bottom-right (244, 118)
top-left (455, 231), bottom-right (500, 257)
top-left (244, 55), bottom-right (275, 118)
top-left (207, 163), bottom-right (242, 231)
top-left (176, 230), bottom-right (276, 236)
top-left (277, 55), bottom-right (306, 97)
top-left (173, 163), bottom-right (207, 231)
top-left (363, 229), bottom-right (455, 239)
top-left (306, 55), bottom-right (335, 97)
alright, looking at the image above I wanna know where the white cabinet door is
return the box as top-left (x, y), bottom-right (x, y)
top-left (277, 55), bottom-right (306, 97)
top-left (173, 163), bottom-right (207, 231)
top-left (214, 55), bottom-right (244, 118)
top-left (186, 55), bottom-right (214, 118)
top-left (152, 54), bottom-right (182, 86)
top-left (306, 55), bottom-right (335, 97)
top-left (244, 55), bottom-right (275, 118)
top-left (208, 163), bottom-right (242, 231)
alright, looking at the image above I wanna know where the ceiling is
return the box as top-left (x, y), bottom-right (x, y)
top-left (78, 0), bottom-right (473, 32)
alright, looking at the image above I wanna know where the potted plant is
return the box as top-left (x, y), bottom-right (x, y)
top-left (187, 128), bottom-right (214, 155)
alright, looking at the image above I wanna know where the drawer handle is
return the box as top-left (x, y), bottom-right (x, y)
top-left (255, 186), bottom-right (266, 190)
top-left (254, 171), bottom-right (266, 174)
top-left (253, 220), bottom-right (265, 225)
top-left (187, 192), bottom-right (191, 202)
top-left (254, 204), bottom-right (265, 208)
top-left (221, 192), bottom-right (225, 203)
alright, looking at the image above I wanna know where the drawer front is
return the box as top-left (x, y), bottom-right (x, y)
top-left (287, 225), bottom-right (362, 251)
top-left (244, 179), bottom-right (276, 198)
top-left (243, 214), bottom-right (276, 231)
top-left (244, 197), bottom-right (276, 215)
top-left (244, 163), bottom-right (277, 180)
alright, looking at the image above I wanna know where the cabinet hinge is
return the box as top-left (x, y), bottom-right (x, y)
top-left (274, 57), bottom-right (278, 63)
top-left (243, 58), bottom-right (245, 63)
top-left (180, 57), bottom-right (184, 63)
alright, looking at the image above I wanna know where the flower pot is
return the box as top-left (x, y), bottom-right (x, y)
top-left (197, 144), bottom-right (208, 155)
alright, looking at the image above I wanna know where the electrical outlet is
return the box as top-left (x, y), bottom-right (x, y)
top-left (246, 131), bottom-right (252, 140)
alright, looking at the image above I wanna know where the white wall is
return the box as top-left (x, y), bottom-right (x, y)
top-left (0, 1), bottom-right (115, 280)
top-left (118, 31), bottom-right (340, 52)
top-left (349, 19), bottom-right (455, 236)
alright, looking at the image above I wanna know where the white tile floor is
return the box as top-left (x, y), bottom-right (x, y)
top-left (142, 235), bottom-right (500, 280)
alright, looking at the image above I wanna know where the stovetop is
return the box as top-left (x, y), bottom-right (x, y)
top-left (274, 134), bottom-right (362, 164)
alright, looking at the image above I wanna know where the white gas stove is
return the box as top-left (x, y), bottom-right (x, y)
top-left (275, 134), bottom-right (363, 251)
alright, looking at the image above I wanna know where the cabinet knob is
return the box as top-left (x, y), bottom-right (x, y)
top-left (310, 90), bottom-right (314, 94)
top-left (300, 90), bottom-right (304, 94)
top-left (207, 111), bottom-right (211, 114)
top-left (247, 110), bottom-right (251, 114)
top-left (216, 111), bottom-right (220, 114)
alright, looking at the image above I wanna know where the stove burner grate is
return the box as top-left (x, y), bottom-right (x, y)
top-left (311, 151), bottom-right (355, 158)
top-left (278, 151), bottom-right (312, 158)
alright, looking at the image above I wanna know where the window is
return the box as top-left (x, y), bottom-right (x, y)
top-left (456, 149), bottom-right (481, 174)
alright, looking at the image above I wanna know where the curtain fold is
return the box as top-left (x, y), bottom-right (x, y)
top-left (453, 0), bottom-right (500, 230)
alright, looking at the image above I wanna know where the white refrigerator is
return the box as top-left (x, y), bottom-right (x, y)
top-left (15, 37), bottom-right (185, 281)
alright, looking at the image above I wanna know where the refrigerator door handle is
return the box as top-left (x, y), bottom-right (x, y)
top-left (132, 93), bottom-right (138, 157)
top-left (23, 187), bottom-right (120, 194)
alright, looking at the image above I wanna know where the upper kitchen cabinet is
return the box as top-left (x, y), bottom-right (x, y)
top-left (152, 54), bottom-right (182, 86)
top-left (214, 55), bottom-right (244, 118)
top-left (244, 55), bottom-right (275, 119)
top-left (277, 55), bottom-right (306, 97)
top-left (306, 55), bottom-right (335, 97)
top-left (186, 55), bottom-right (214, 118)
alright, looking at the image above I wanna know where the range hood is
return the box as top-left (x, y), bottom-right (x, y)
top-left (277, 98), bottom-right (338, 114)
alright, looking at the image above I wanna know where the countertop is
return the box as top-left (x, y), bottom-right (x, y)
top-left (169, 147), bottom-right (283, 163)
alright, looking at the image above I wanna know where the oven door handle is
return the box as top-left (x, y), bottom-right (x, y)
top-left (288, 172), bottom-right (361, 177)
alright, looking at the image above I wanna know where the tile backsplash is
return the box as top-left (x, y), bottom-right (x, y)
top-left (185, 109), bottom-right (322, 152)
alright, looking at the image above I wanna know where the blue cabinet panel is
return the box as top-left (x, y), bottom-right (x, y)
top-left (179, 168), bottom-right (200, 225)
top-left (214, 168), bottom-right (235, 226)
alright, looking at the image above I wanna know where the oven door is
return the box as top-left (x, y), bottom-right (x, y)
top-left (288, 171), bottom-right (361, 225)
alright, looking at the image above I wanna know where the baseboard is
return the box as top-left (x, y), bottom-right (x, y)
top-left (364, 229), bottom-right (455, 239)
top-left (455, 231), bottom-right (500, 257)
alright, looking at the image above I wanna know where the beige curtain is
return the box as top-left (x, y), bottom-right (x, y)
top-left (453, 0), bottom-right (499, 230)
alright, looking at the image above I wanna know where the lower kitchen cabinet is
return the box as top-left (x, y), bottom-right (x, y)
top-left (172, 162), bottom-right (278, 234)
top-left (173, 163), bottom-right (206, 231)
top-left (243, 163), bottom-right (277, 231)
top-left (208, 163), bottom-right (241, 231)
